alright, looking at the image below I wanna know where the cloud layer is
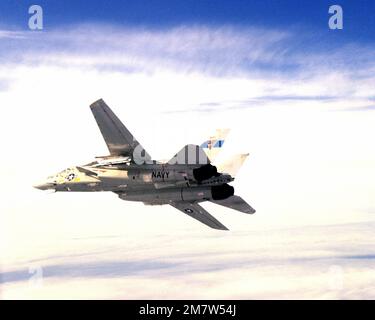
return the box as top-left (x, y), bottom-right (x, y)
top-left (1, 23), bottom-right (374, 299)
top-left (2, 222), bottom-right (375, 299)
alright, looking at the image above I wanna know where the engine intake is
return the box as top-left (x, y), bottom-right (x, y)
top-left (211, 183), bottom-right (234, 200)
top-left (193, 164), bottom-right (218, 182)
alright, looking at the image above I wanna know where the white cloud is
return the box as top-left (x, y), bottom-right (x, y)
top-left (0, 24), bottom-right (374, 299)
top-left (0, 24), bottom-right (374, 115)
top-left (2, 222), bottom-right (375, 299)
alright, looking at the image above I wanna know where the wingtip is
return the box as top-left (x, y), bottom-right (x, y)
top-left (217, 224), bottom-right (230, 231)
top-left (90, 98), bottom-right (105, 109)
top-left (246, 206), bottom-right (256, 214)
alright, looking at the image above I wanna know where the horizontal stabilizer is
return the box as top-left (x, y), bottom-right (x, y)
top-left (170, 201), bottom-right (228, 230)
top-left (217, 153), bottom-right (249, 177)
top-left (211, 195), bottom-right (255, 214)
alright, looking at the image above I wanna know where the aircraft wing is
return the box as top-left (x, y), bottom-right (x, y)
top-left (211, 195), bottom-right (255, 214)
top-left (90, 99), bottom-right (151, 162)
top-left (170, 201), bottom-right (228, 230)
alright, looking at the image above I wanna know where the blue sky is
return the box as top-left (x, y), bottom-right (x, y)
top-left (1, 0), bottom-right (374, 44)
top-left (0, 0), bottom-right (374, 78)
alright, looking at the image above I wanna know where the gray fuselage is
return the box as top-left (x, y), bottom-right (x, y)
top-left (35, 162), bottom-right (235, 204)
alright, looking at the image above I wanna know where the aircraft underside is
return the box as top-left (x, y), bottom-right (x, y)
top-left (34, 99), bottom-right (255, 230)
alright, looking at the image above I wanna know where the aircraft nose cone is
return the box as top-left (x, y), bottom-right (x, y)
top-left (33, 182), bottom-right (54, 190)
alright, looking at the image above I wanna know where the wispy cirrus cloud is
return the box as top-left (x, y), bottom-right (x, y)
top-left (0, 24), bottom-right (373, 113)
top-left (0, 24), bottom-right (373, 75)
top-left (0, 30), bottom-right (26, 39)
top-left (0, 25), bottom-right (291, 75)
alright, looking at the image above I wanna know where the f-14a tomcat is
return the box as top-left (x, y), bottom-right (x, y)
top-left (34, 99), bottom-right (255, 230)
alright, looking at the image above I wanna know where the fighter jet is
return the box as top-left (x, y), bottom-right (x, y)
top-left (34, 99), bottom-right (255, 230)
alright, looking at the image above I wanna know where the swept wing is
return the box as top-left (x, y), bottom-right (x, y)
top-left (90, 99), bottom-right (151, 163)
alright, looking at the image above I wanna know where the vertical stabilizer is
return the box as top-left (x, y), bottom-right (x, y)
top-left (201, 128), bottom-right (230, 161)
